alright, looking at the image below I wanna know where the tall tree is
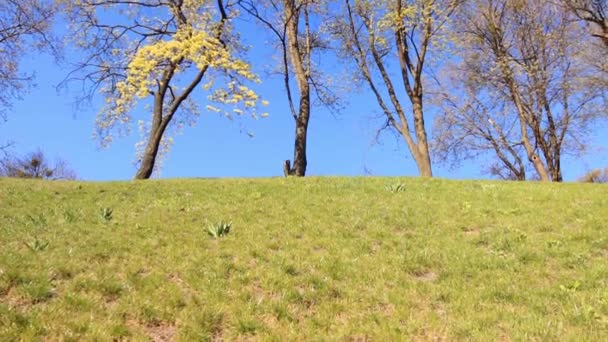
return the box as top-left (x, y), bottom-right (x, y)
top-left (238, 0), bottom-right (340, 176)
top-left (434, 0), bottom-right (604, 181)
top-left (61, 0), bottom-right (265, 179)
top-left (331, 0), bottom-right (460, 177)
top-left (0, 0), bottom-right (56, 148)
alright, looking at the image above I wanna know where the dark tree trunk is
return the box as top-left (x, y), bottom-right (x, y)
top-left (285, 90), bottom-right (310, 177)
top-left (281, 1), bottom-right (313, 178)
top-left (550, 154), bottom-right (563, 182)
top-left (134, 130), bottom-right (162, 179)
top-left (134, 113), bottom-right (171, 180)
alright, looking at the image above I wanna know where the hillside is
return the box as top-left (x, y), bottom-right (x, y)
top-left (1, 177), bottom-right (607, 340)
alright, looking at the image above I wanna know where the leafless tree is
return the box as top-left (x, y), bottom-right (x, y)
top-left (434, 85), bottom-right (528, 180)
top-left (0, 142), bottom-right (12, 156)
top-left (434, 0), bottom-right (605, 181)
top-left (330, 0), bottom-right (462, 177)
top-left (238, 0), bottom-right (341, 176)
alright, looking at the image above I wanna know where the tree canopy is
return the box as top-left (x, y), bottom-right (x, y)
top-left (1, 0), bottom-right (606, 180)
top-left (61, 0), bottom-right (267, 178)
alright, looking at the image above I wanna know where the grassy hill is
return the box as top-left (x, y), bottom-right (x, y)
top-left (1, 177), bottom-right (607, 340)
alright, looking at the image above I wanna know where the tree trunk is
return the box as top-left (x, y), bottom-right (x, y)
top-left (499, 62), bottom-right (551, 181)
top-left (412, 97), bottom-right (432, 177)
top-left (134, 129), bottom-right (163, 179)
top-left (285, 89), bottom-right (310, 177)
top-left (134, 112), bottom-right (171, 179)
top-left (291, 115), bottom-right (309, 176)
top-left (530, 154), bottom-right (550, 181)
top-left (414, 153), bottom-right (432, 177)
top-left (550, 153), bottom-right (563, 182)
top-left (283, 0), bottom-right (312, 177)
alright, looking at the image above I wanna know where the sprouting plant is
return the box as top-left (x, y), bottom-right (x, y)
top-left (207, 221), bottom-right (232, 238)
top-left (63, 210), bottom-right (77, 223)
top-left (25, 237), bottom-right (49, 252)
top-left (460, 201), bottom-right (472, 213)
top-left (560, 280), bottom-right (582, 294)
top-left (547, 239), bottom-right (563, 249)
top-left (26, 213), bottom-right (47, 228)
top-left (100, 207), bottom-right (113, 222)
top-left (386, 183), bottom-right (407, 193)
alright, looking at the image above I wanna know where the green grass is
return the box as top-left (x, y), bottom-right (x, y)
top-left (1, 177), bottom-right (607, 340)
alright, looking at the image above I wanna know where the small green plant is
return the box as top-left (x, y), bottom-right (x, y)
top-left (21, 281), bottom-right (55, 303)
top-left (63, 210), bottom-right (77, 223)
top-left (26, 213), bottom-right (47, 228)
top-left (560, 280), bottom-right (582, 294)
top-left (99, 207), bottom-right (113, 222)
top-left (385, 183), bottom-right (407, 193)
top-left (25, 237), bottom-right (49, 252)
top-left (460, 201), bottom-right (472, 213)
top-left (207, 221), bottom-right (232, 238)
top-left (547, 239), bottom-right (563, 249)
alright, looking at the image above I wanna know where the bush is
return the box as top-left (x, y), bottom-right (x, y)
top-left (0, 149), bottom-right (76, 180)
top-left (579, 168), bottom-right (608, 183)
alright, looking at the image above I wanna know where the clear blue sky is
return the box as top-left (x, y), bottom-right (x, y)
top-left (1, 17), bottom-right (607, 181)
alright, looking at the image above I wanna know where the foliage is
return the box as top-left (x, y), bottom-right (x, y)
top-left (60, 0), bottom-right (268, 178)
top-left (0, 0), bottom-right (57, 119)
top-left (0, 149), bottom-right (76, 180)
top-left (2, 0), bottom-right (607, 181)
top-left (330, 0), bottom-right (461, 177)
top-left (1, 177), bottom-right (607, 339)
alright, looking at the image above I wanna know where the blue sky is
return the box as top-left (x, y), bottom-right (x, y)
top-left (1, 14), bottom-right (607, 181)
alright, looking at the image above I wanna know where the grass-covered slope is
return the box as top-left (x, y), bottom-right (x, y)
top-left (1, 177), bottom-right (607, 340)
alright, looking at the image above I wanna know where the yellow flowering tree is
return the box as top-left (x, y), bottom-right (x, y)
top-left (62, 0), bottom-right (265, 179)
